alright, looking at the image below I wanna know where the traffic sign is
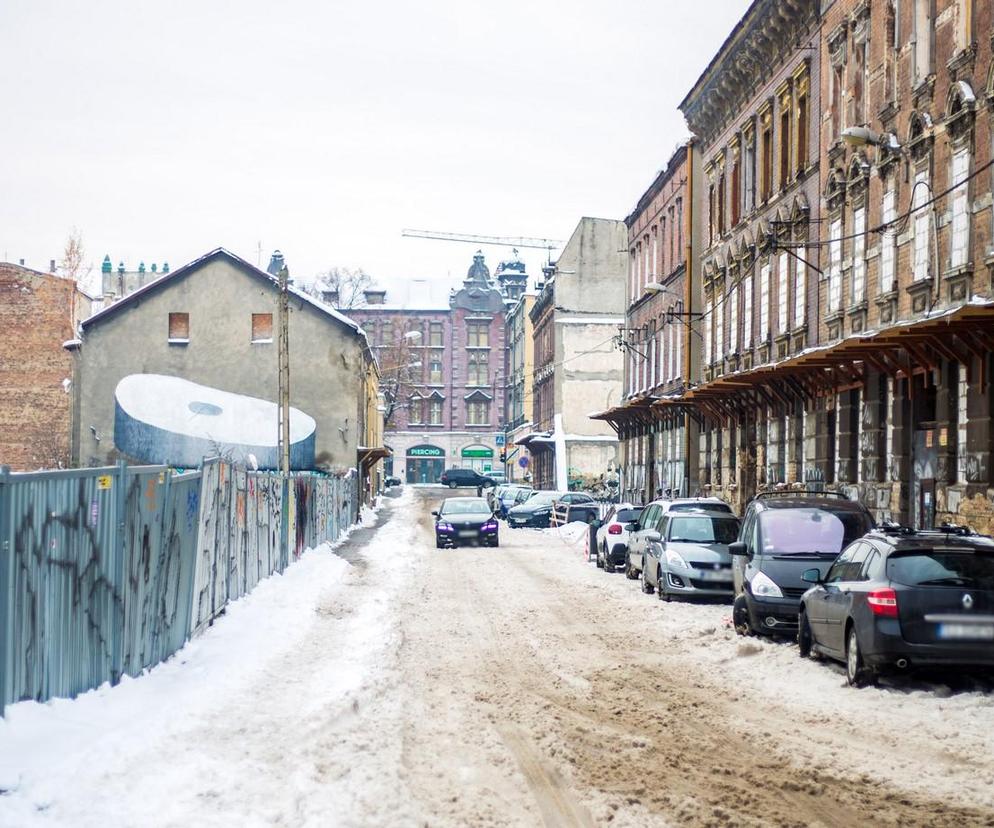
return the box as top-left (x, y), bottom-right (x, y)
top-left (495, 433), bottom-right (506, 447)
top-left (518, 456), bottom-right (529, 468)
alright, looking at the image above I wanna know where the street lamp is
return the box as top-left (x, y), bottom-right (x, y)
top-left (839, 126), bottom-right (940, 304)
top-left (643, 281), bottom-right (682, 298)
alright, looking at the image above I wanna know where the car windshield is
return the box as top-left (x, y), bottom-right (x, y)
top-left (759, 508), bottom-right (870, 556)
top-left (617, 508), bottom-right (642, 523)
top-left (668, 516), bottom-right (740, 544)
top-left (441, 499), bottom-right (490, 515)
top-left (888, 550), bottom-right (994, 588)
top-left (529, 492), bottom-right (561, 506)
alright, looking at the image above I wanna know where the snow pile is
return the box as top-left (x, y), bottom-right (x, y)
top-left (0, 487), bottom-right (421, 827)
top-left (541, 521), bottom-right (591, 546)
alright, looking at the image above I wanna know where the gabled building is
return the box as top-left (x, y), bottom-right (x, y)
top-left (342, 251), bottom-right (509, 483)
top-left (70, 248), bottom-right (379, 478)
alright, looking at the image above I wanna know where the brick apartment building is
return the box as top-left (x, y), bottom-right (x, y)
top-left (593, 143), bottom-right (703, 503)
top-left (342, 252), bottom-right (518, 484)
top-left (0, 262), bottom-right (92, 470)
top-left (594, 0), bottom-right (994, 533)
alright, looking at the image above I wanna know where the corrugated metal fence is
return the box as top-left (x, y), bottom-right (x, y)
top-left (0, 459), bottom-right (357, 712)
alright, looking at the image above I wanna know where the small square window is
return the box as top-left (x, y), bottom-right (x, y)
top-left (252, 313), bottom-right (273, 343)
top-left (168, 312), bottom-right (189, 343)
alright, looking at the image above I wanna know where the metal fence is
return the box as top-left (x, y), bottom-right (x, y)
top-left (0, 459), bottom-right (357, 712)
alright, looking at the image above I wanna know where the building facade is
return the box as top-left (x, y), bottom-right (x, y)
top-left (594, 143), bottom-right (704, 503)
top-left (342, 252), bottom-right (511, 484)
top-left (503, 289), bottom-right (536, 483)
top-left (72, 248), bottom-right (379, 474)
top-left (0, 262), bottom-right (92, 470)
top-left (519, 217), bottom-right (627, 490)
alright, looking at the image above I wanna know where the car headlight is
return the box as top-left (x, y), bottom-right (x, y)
top-left (533, 507), bottom-right (551, 515)
top-left (665, 549), bottom-right (688, 568)
top-left (437, 522), bottom-right (453, 532)
top-left (750, 570), bottom-right (783, 598)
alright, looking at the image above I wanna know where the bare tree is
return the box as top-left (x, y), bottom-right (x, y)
top-left (378, 335), bottom-right (422, 430)
top-left (307, 266), bottom-right (373, 309)
top-left (59, 227), bottom-right (91, 284)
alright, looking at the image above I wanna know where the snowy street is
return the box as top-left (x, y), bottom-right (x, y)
top-left (3, 486), bottom-right (994, 827)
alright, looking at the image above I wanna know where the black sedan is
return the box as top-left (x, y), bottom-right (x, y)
top-left (432, 497), bottom-right (500, 548)
top-left (798, 528), bottom-right (994, 686)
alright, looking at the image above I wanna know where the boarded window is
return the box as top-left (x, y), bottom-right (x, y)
top-left (252, 313), bottom-right (273, 342)
top-left (168, 312), bottom-right (189, 341)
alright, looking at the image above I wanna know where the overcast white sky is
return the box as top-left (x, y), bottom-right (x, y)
top-left (2, 0), bottom-right (748, 293)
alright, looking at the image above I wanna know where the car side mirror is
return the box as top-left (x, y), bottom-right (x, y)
top-left (801, 567), bottom-right (823, 585)
top-left (728, 541), bottom-right (750, 558)
top-left (431, 510), bottom-right (439, 517)
top-left (644, 530), bottom-right (661, 543)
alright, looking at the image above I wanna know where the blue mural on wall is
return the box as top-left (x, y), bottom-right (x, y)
top-left (114, 374), bottom-right (316, 469)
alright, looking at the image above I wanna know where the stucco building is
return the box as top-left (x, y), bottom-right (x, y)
top-left (342, 252), bottom-right (512, 484)
top-left (0, 262), bottom-right (92, 470)
top-left (70, 248), bottom-right (379, 476)
top-left (518, 218), bottom-right (627, 490)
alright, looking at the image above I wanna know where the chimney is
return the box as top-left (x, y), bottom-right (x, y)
top-left (321, 289), bottom-right (340, 306)
top-left (50, 259), bottom-right (56, 273)
top-left (267, 250), bottom-right (285, 277)
top-left (18, 258), bottom-right (24, 266)
top-left (151, 263), bottom-right (157, 273)
top-left (162, 261), bottom-right (170, 274)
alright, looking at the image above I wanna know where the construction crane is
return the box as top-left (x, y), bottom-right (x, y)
top-left (401, 228), bottom-right (563, 256)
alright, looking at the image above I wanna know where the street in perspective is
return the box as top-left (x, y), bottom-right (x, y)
top-left (4, 0), bottom-right (994, 826)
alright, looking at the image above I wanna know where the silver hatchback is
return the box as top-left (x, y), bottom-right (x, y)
top-left (639, 509), bottom-right (741, 601)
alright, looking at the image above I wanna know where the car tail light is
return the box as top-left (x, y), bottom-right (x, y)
top-left (608, 524), bottom-right (622, 535)
top-left (867, 588), bottom-right (898, 618)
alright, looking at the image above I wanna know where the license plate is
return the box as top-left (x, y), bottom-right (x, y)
top-left (693, 569), bottom-right (727, 581)
top-left (937, 623), bottom-right (994, 640)
top-left (458, 530), bottom-right (478, 538)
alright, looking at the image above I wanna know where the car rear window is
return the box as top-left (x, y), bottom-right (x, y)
top-left (668, 516), bottom-right (740, 544)
top-left (759, 508), bottom-right (871, 556)
top-left (617, 508), bottom-right (642, 523)
top-left (670, 501), bottom-right (732, 513)
top-left (888, 550), bottom-right (994, 588)
top-left (441, 499), bottom-right (489, 514)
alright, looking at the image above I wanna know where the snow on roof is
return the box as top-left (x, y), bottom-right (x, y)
top-left (81, 248), bottom-right (369, 345)
top-left (354, 277), bottom-right (457, 311)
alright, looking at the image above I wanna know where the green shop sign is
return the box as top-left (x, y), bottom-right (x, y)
top-left (408, 445), bottom-right (443, 457)
top-left (461, 447), bottom-right (494, 458)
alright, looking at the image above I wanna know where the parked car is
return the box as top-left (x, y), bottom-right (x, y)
top-left (640, 510), bottom-right (741, 600)
top-left (384, 475), bottom-right (402, 488)
top-left (439, 468), bottom-right (495, 489)
top-left (595, 503), bottom-right (643, 571)
top-left (494, 484), bottom-right (532, 518)
top-left (488, 470), bottom-right (507, 485)
top-left (552, 492), bottom-right (599, 525)
top-left (798, 526), bottom-right (994, 686)
top-left (432, 497), bottom-right (499, 548)
top-left (506, 490), bottom-right (566, 528)
top-left (658, 497), bottom-right (734, 516)
top-left (729, 492), bottom-right (875, 637)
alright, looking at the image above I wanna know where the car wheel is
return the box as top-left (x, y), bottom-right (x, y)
top-left (625, 559), bottom-right (638, 580)
top-left (640, 561), bottom-right (654, 594)
top-left (846, 626), bottom-right (875, 687)
top-left (448, 481), bottom-right (457, 489)
top-left (657, 568), bottom-right (670, 602)
top-left (732, 594), bottom-right (752, 637)
top-left (435, 537), bottom-right (443, 549)
top-left (595, 546), bottom-right (604, 568)
top-left (798, 611), bottom-right (814, 658)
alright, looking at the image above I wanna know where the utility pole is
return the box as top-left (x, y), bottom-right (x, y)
top-left (277, 263), bottom-right (291, 476)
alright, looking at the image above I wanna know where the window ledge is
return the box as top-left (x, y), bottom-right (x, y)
top-left (167, 338), bottom-right (190, 345)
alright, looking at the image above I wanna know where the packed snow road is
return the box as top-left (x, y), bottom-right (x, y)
top-left (2, 486), bottom-right (994, 827)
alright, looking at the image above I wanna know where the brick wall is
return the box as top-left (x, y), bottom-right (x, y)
top-left (0, 264), bottom-right (89, 470)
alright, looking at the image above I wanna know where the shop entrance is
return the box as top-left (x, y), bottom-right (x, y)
top-left (460, 445), bottom-right (494, 474)
top-left (910, 376), bottom-right (938, 530)
top-left (406, 445), bottom-right (444, 484)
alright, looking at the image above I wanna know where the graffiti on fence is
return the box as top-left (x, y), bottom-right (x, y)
top-left (2, 459), bottom-right (357, 712)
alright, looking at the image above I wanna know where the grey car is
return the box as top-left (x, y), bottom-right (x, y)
top-left (639, 509), bottom-right (741, 600)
